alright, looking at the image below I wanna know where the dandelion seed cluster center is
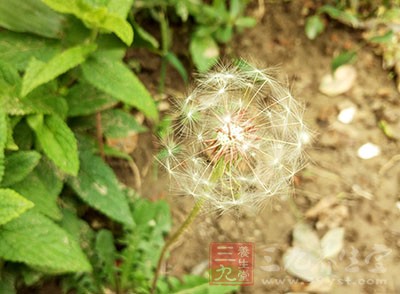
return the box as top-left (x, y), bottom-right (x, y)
top-left (159, 61), bottom-right (309, 211)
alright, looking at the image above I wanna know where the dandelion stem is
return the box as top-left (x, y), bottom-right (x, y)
top-left (151, 197), bottom-right (205, 293)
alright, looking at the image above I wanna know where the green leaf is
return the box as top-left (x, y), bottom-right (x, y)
top-left (0, 188), bottom-right (34, 226)
top-left (331, 50), bottom-right (357, 72)
top-left (0, 211), bottom-right (92, 273)
top-left (102, 109), bottom-right (147, 138)
top-left (235, 16), bottom-right (257, 28)
top-left (67, 151), bottom-right (133, 225)
top-left (318, 5), bottom-right (360, 27)
top-left (27, 114), bottom-right (79, 176)
top-left (119, 198), bottom-right (170, 288)
top-left (369, 30), bottom-right (394, 44)
top-left (95, 229), bottom-right (116, 286)
top-left (215, 25), bottom-right (233, 43)
top-left (165, 52), bottom-right (188, 84)
top-left (107, 0), bottom-right (133, 18)
top-left (0, 31), bottom-right (61, 70)
top-left (101, 13), bottom-right (133, 46)
top-left (132, 199), bottom-right (171, 238)
top-left (190, 33), bottom-right (219, 73)
top-left (66, 82), bottom-right (118, 117)
top-left (0, 151), bottom-right (41, 187)
top-left (5, 116), bottom-right (19, 151)
top-left (0, 0), bottom-right (64, 38)
top-left (12, 120), bottom-right (33, 151)
top-left (0, 110), bottom-right (6, 182)
top-left (167, 275), bottom-right (239, 294)
top-left (132, 21), bottom-right (159, 49)
top-left (10, 159), bottom-right (63, 220)
top-left (42, 0), bottom-right (133, 45)
top-left (305, 15), bottom-right (325, 40)
top-left (81, 55), bottom-right (158, 121)
top-left (21, 44), bottom-right (97, 97)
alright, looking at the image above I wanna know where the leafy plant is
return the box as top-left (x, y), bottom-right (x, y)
top-left (0, 0), bottom-right (253, 292)
top-left (305, 1), bottom-right (400, 89)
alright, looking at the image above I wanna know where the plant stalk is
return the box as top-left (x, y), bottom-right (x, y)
top-left (150, 198), bottom-right (205, 293)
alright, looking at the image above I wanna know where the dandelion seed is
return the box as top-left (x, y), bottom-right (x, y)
top-left (159, 60), bottom-right (310, 212)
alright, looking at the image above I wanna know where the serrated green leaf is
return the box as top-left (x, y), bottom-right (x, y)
top-left (27, 114), bottom-right (79, 176)
top-left (305, 15), bottom-right (325, 40)
top-left (43, 0), bottom-right (133, 45)
top-left (0, 110), bottom-right (6, 182)
top-left (0, 151), bottom-right (41, 187)
top-left (0, 210), bottom-right (92, 273)
top-left (166, 52), bottom-right (188, 83)
top-left (120, 198), bottom-right (170, 288)
top-left (102, 109), bottom-right (147, 138)
top-left (0, 0), bottom-right (64, 38)
top-left (0, 90), bottom-right (68, 117)
top-left (0, 31), bottom-right (60, 70)
top-left (190, 33), bottom-right (219, 73)
top-left (0, 188), bottom-right (34, 226)
top-left (10, 159), bottom-right (63, 220)
top-left (21, 44), bottom-right (97, 97)
top-left (331, 50), bottom-right (357, 72)
top-left (81, 56), bottom-right (158, 121)
top-left (67, 151), bottom-right (133, 225)
top-left (66, 82), bottom-right (118, 117)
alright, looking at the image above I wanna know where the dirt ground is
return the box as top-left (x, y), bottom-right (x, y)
top-left (127, 1), bottom-right (400, 294)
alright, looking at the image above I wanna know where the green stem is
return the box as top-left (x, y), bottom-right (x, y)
top-left (150, 198), bottom-right (205, 293)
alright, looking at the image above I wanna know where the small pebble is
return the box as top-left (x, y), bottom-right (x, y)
top-left (357, 143), bottom-right (381, 159)
top-left (338, 106), bottom-right (356, 124)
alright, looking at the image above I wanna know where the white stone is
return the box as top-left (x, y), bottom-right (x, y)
top-left (338, 106), bottom-right (356, 124)
top-left (357, 143), bottom-right (381, 159)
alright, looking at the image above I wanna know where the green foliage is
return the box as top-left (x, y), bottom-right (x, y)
top-left (27, 114), bottom-right (79, 176)
top-left (0, 211), bottom-right (92, 273)
top-left (159, 275), bottom-right (239, 293)
top-left (190, 33), bottom-right (220, 73)
top-left (305, 15), bottom-right (325, 40)
top-left (0, 151), bottom-right (41, 187)
top-left (0, 189), bottom-right (34, 226)
top-left (331, 50), bottom-right (357, 72)
top-left (101, 109), bottom-right (148, 138)
top-left (0, 0), bottom-right (64, 38)
top-left (21, 44), bottom-right (97, 96)
top-left (10, 159), bottom-right (63, 220)
top-left (0, 0), bottom-right (252, 292)
top-left (305, 1), bottom-right (400, 84)
top-left (43, 0), bottom-right (134, 45)
top-left (67, 150), bottom-right (133, 225)
top-left (81, 53), bottom-right (159, 121)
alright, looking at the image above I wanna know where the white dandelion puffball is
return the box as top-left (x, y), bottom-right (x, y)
top-left (159, 61), bottom-right (309, 211)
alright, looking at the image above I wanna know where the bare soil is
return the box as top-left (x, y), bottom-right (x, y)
top-left (128, 1), bottom-right (400, 294)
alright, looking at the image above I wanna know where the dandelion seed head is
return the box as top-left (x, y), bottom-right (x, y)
top-left (159, 60), bottom-right (309, 212)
